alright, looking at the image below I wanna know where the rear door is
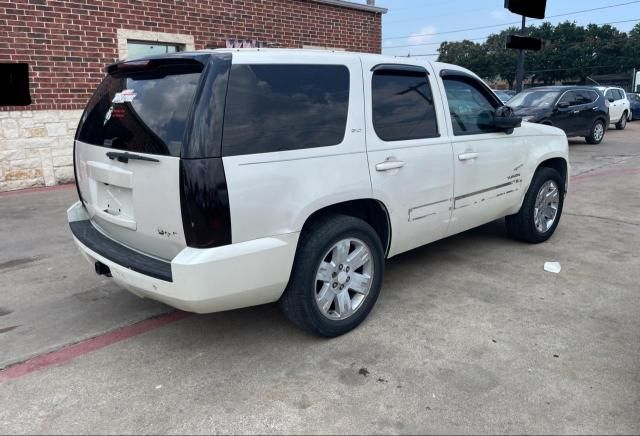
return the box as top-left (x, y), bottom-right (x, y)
top-left (362, 60), bottom-right (454, 256)
top-left (575, 89), bottom-right (601, 134)
top-left (74, 56), bottom-right (208, 260)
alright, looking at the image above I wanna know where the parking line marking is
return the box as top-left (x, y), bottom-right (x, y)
top-left (0, 310), bottom-right (190, 383)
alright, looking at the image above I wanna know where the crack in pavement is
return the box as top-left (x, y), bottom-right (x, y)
top-left (564, 212), bottom-right (639, 227)
top-left (572, 155), bottom-right (639, 177)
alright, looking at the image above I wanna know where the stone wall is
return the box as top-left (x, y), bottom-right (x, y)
top-left (0, 110), bottom-right (81, 191)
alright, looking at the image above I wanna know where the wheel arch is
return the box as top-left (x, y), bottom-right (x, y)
top-left (537, 157), bottom-right (568, 192)
top-left (300, 199), bottom-right (392, 257)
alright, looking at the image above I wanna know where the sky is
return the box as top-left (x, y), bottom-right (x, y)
top-left (357, 0), bottom-right (640, 58)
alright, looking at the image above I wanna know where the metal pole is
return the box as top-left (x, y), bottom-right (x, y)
top-left (515, 15), bottom-right (526, 92)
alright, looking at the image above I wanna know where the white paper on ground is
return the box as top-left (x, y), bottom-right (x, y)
top-left (544, 261), bottom-right (562, 273)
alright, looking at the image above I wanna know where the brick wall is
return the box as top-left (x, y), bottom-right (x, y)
top-left (0, 0), bottom-right (383, 191)
top-left (0, 0), bottom-right (382, 112)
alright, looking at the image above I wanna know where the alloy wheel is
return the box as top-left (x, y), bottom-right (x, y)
top-left (314, 238), bottom-right (374, 320)
top-left (534, 180), bottom-right (560, 233)
top-left (593, 122), bottom-right (604, 142)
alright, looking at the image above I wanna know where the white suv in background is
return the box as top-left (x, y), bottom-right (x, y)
top-left (68, 49), bottom-right (569, 337)
top-left (597, 86), bottom-right (631, 130)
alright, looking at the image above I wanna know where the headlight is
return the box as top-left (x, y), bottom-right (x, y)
top-left (522, 115), bottom-right (537, 122)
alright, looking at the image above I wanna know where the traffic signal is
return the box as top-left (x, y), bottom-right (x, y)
top-left (504, 0), bottom-right (547, 19)
top-left (506, 35), bottom-right (543, 51)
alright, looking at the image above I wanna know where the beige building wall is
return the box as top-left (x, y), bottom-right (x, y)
top-left (0, 110), bottom-right (81, 191)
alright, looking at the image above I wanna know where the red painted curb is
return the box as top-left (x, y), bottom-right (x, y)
top-left (0, 311), bottom-right (191, 383)
top-left (0, 183), bottom-right (75, 197)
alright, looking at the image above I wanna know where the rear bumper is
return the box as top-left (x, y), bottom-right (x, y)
top-left (67, 201), bottom-right (299, 313)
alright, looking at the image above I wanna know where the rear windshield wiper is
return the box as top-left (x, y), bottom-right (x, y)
top-left (106, 151), bottom-right (160, 164)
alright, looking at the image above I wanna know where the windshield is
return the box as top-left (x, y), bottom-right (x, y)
top-left (508, 90), bottom-right (560, 108)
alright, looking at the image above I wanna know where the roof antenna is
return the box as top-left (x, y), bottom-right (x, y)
top-left (586, 76), bottom-right (600, 86)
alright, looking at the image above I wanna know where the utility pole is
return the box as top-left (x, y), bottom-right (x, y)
top-left (515, 15), bottom-right (526, 92)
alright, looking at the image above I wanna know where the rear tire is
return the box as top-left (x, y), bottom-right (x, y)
top-left (506, 167), bottom-right (564, 243)
top-left (615, 111), bottom-right (628, 130)
top-left (585, 118), bottom-right (605, 144)
top-left (279, 214), bottom-right (384, 337)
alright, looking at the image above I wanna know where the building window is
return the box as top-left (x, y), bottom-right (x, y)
top-left (126, 41), bottom-right (184, 59)
top-left (116, 29), bottom-right (195, 61)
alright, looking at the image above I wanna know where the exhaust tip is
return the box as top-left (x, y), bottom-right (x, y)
top-left (94, 261), bottom-right (112, 277)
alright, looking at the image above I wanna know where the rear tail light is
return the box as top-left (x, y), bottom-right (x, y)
top-left (179, 158), bottom-right (232, 248)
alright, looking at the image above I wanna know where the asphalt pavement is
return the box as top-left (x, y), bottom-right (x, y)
top-left (0, 123), bottom-right (639, 434)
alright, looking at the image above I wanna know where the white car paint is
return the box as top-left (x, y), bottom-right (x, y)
top-left (69, 49), bottom-right (569, 313)
top-left (360, 57), bottom-right (454, 256)
top-left (75, 142), bottom-right (186, 260)
top-left (597, 86), bottom-right (631, 124)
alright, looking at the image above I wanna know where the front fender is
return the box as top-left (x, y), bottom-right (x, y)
top-left (509, 126), bottom-right (569, 214)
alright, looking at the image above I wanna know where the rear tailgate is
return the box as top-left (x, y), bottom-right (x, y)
top-left (74, 56), bottom-right (205, 260)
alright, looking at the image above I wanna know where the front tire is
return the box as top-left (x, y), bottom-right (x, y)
top-left (615, 111), bottom-right (628, 130)
top-left (506, 167), bottom-right (564, 243)
top-left (279, 214), bottom-right (384, 337)
top-left (585, 119), bottom-right (605, 144)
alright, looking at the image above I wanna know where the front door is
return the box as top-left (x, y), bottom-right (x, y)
top-left (438, 72), bottom-right (527, 236)
top-left (554, 90), bottom-right (583, 135)
top-left (362, 60), bottom-right (454, 256)
top-left (605, 89), bottom-right (622, 122)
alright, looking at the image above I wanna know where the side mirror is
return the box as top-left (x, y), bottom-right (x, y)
top-left (493, 106), bottom-right (522, 133)
top-left (557, 101), bottom-right (570, 109)
top-left (608, 97), bottom-right (615, 103)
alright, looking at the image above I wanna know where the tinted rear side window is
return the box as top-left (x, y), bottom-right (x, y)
top-left (77, 61), bottom-right (203, 157)
top-left (372, 69), bottom-right (438, 141)
top-left (222, 64), bottom-right (349, 156)
top-left (577, 90), bottom-right (598, 104)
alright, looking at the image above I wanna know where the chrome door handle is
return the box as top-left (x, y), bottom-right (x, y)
top-left (572, 110), bottom-right (580, 114)
top-left (458, 152), bottom-right (479, 161)
top-left (375, 160), bottom-right (406, 171)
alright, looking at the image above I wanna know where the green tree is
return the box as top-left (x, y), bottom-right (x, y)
top-left (437, 21), bottom-right (637, 87)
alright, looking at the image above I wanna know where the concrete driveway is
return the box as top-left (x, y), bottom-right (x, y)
top-left (1, 123), bottom-right (639, 434)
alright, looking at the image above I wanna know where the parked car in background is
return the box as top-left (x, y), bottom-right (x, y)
top-left (509, 86), bottom-right (609, 144)
top-left (595, 86), bottom-right (631, 130)
top-left (627, 93), bottom-right (640, 120)
top-left (68, 49), bottom-right (569, 337)
top-left (493, 89), bottom-right (516, 103)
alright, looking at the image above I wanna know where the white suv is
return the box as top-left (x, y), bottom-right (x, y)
top-left (597, 86), bottom-right (631, 130)
top-left (68, 49), bottom-right (569, 336)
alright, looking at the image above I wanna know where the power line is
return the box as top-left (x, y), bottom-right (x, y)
top-left (383, 18), bottom-right (640, 51)
top-left (382, 0), bottom-right (640, 41)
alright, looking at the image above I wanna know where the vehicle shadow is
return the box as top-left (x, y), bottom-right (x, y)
top-left (187, 218), bottom-right (514, 340)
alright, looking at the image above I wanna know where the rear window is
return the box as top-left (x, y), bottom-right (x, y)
top-left (222, 64), bottom-right (349, 156)
top-left (77, 61), bottom-right (203, 157)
